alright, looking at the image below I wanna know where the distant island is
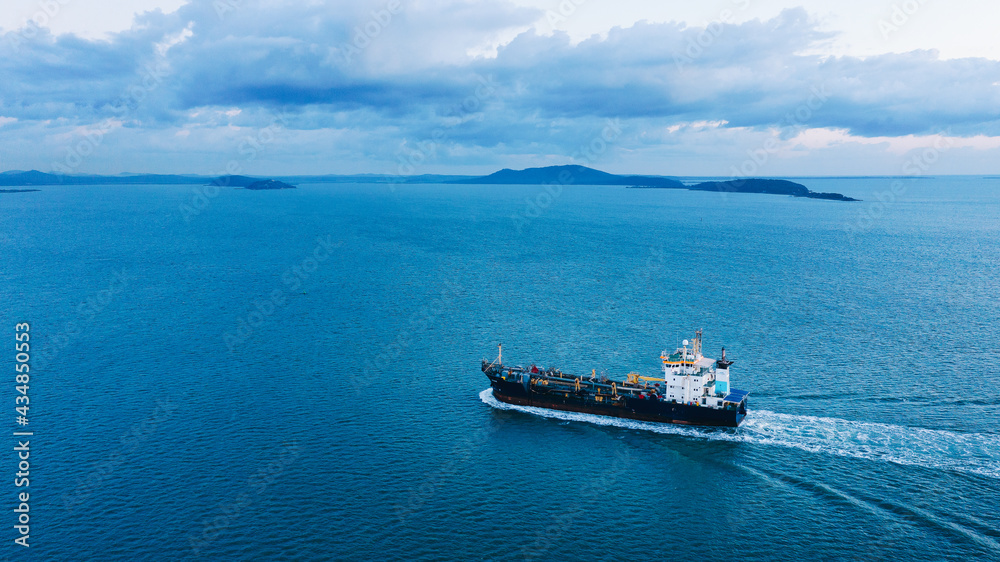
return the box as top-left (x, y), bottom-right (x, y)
top-left (0, 188), bottom-right (40, 193)
top-left (0, 170), bottom-right (475, 186)
top-left (0, 166), bottom-right (857, 200)
top-left (245, 179), bottom-right (296, 190)
top-left (651, 178), bottom-right (860, 201)
top-left (209, 175), bottom-right (261, 187)
top-left (0, 170), bottom-right (209, 186)
top-left (452, 165), bottom-right (859, 201)
top-left (450, 165), bottom-right (685, 188)
top-left (205, 176), bottom-right (295, 189)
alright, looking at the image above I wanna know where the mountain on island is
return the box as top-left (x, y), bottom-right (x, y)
top-left (207, 176), bottom-right (296, 189)
top-left (0, 170), bottom-right (207, 186)
top-left (688, 178), bottom-right (809, 196)
top-left (209, 175), bottom-right (262, 187)
top-left (0, 166), bottom-right (858, 200)
top-left (0, 170), bottom-right (59, 185)
top-left (454, 165), bottom-right (859, 201)
top-left (245, 179), bottom-right (296, 190)
top-left (451, 165), bottom-right (685, 188)
top-left (683, 178), bottom-right (859, 201)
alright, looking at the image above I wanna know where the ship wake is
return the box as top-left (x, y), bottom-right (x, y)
top-left (480, 388), bottom-right (1000, 479)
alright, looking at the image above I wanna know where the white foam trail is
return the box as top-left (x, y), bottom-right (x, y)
top-left (479, 388), bottom-right (1000, 479)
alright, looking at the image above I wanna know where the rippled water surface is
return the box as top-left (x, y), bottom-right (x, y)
top-left (2, 177), bottom-right (999, 560)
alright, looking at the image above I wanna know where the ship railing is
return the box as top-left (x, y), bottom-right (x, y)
top-left (531, 373), bottom-right (658, 396)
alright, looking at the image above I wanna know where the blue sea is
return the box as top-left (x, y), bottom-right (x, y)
top-left (2, 177), bottom-right (999, 561)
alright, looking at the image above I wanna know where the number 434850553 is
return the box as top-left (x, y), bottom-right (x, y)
top-left (15, 323), bottom-right (29, 416)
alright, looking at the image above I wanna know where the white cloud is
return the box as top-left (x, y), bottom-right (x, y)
top-left (0, 0), bottom-right (189, 39)
top-left (2, 1), bottom-right (1000, 175)
top-left (506, 0), bottom-right (1000, 60)
top-left (665, 121), bottom-right (729, 133)
top-left (786, 128), bottom-right (1000, 155)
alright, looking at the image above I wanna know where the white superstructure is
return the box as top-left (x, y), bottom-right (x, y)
top-left (656, 330), bottom-right (739, 409)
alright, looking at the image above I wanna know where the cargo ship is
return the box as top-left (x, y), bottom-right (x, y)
top-left (481, 331), bottom-right (749, 427)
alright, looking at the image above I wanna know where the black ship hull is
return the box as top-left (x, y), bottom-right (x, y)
top-left (488, 374), bottom-right (746, 428)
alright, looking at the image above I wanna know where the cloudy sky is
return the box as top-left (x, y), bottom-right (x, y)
top-left (2, 0), bottom-right (999, 176)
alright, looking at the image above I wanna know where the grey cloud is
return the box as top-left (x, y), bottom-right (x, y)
top-left (1, 2), bottom-right (998, 174)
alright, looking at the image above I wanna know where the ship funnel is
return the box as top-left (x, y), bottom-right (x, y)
top-left (716, 346), bottom-right (734, 369)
